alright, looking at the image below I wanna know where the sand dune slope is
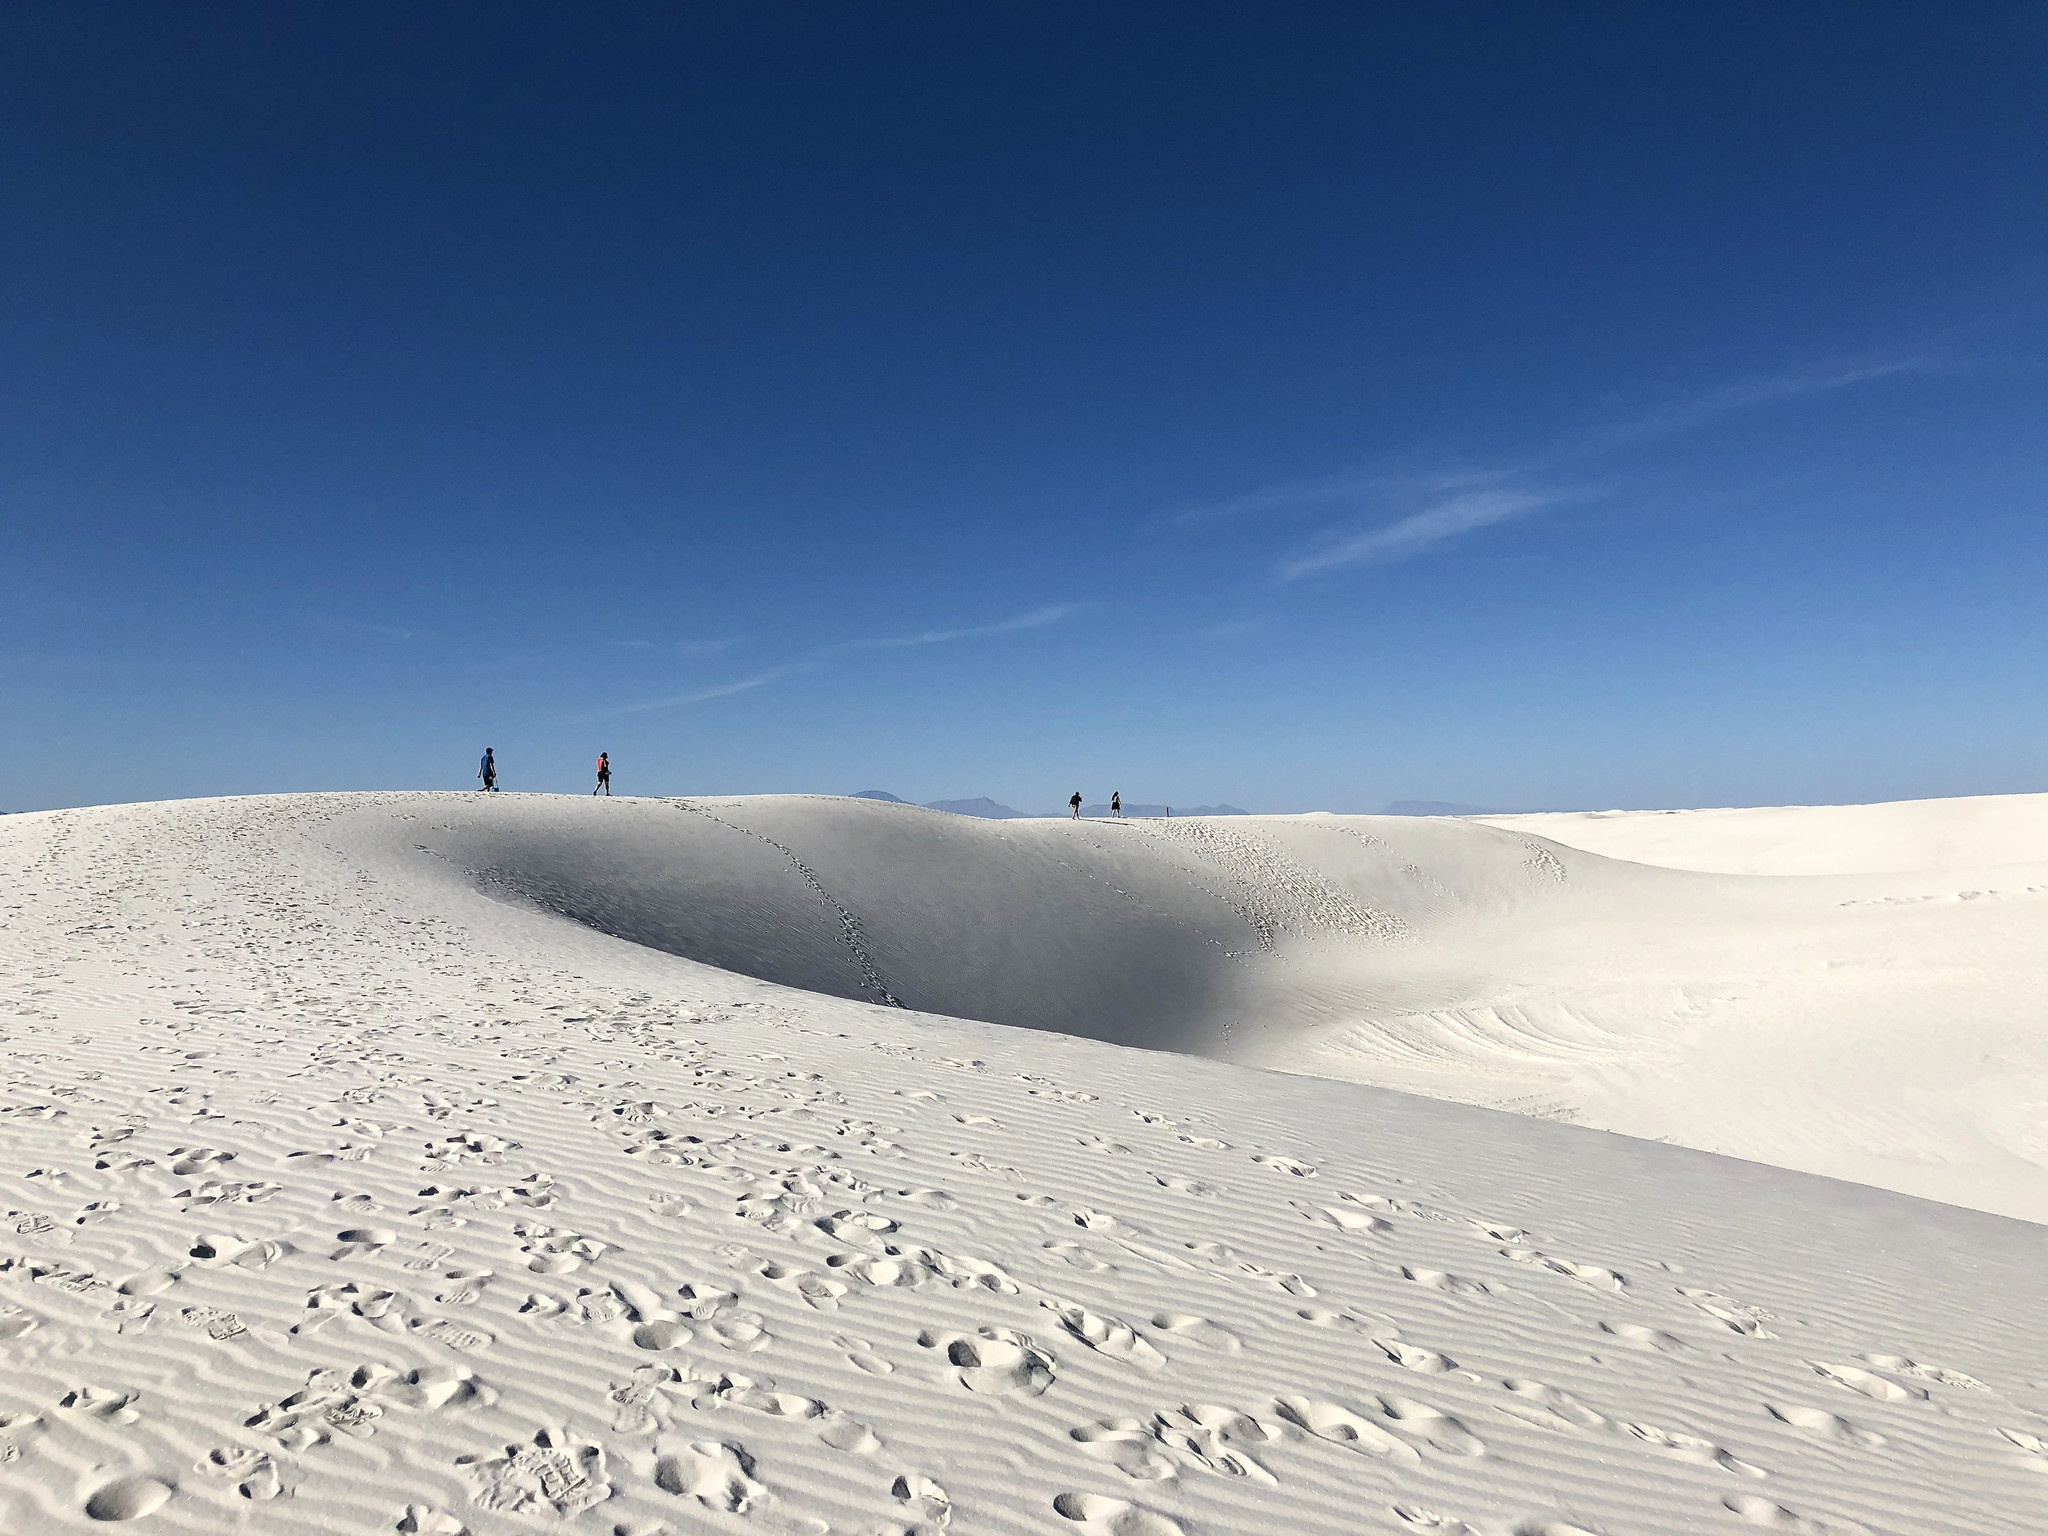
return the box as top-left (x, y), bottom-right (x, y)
top-left (327, 792), bottom-right (2048, 1220)
top-left (0, 792), bottom-right (2042, 1535)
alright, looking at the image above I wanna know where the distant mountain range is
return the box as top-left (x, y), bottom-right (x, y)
top-left (925, 797), bottom-right (1031, 819)
top-left (849, 791), bottom-right (1245, 819)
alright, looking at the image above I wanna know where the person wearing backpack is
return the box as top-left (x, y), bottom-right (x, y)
top-left (594, 752), bottom-right (612, 796)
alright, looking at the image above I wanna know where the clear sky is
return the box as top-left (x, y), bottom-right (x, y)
top-left (5, 3), bottom-right (2044, 815)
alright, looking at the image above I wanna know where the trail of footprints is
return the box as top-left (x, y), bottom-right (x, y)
top-left (0, 796), bottom-right (2040, 1534)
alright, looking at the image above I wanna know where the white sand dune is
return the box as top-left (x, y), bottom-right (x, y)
top-left (0, 791), bottom-right (2043, 1535)
top-left (338, 790), bottom-right (2047, 1220)
top-left (1478, 794), bottom-right (2047, 876)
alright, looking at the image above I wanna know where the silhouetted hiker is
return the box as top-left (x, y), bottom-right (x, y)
top-left (1110, 791), bottom-right (1122, 818)
top-left (478, 748), bottom-right (498, 793)
top-left (1069, 791), bottom-right (1083, 819)
top-left (593, 752), bottom-right (611, 796)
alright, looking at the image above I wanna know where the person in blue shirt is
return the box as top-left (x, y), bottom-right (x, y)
top-left (478, 748), bottom-right (498, 792)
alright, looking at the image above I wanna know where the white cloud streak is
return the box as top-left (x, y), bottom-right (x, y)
top-left (572, 605), bottom-right (1077, 719)
top-left (1279, 490), bottom-right (1554, 579)
top-left (1269, 355), bottom-right (1932, 579)
top-left (843, 604), bottom-right (1077, 651)
top-left (1557, 359), bottom-right (1934, 464)
top-left (575, 665), bottom-right (804, 720)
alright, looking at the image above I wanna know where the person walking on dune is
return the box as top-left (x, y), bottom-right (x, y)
top-left (478, 748), bottom-right (498, 793)
top-left (1110, 791), bottom-right (1121, 818)
top-left (593, 752), bottom-right (611, 796)
top-left (1069, 791), bottom-right (1083, 819)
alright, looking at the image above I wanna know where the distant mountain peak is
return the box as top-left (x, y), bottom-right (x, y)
top-left (925, 797), bottom-right (1026, 819)
top-left (850, 790), bottom-right (908, 802)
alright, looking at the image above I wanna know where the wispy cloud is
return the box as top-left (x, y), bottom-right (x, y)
top-left (675, 637), bottom-right (742, 658)
top-left (572, 604), bottom-right (1078, 719)
top-left (574, 665), bottom-right (804, 720)
top-left (1280, 489), bottom-right (1558, 579)
top-left (1171, 466), bottom-right (1503, 528)
top-left (1556, 358), bottom-right (1935, 465)
top-left (1263, 354), bottom-right (1933, 579)
top-left (615, 636), bottom-right (739, 656)
top-left (843, 604), bottom-right (1077, 651)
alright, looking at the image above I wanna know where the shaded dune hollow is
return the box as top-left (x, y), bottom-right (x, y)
top-left (350, 790), bottom-right (2048, 1222)
top-left (359, 792), bottom-right (1625, 1059)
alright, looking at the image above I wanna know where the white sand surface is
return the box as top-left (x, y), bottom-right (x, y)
top-left (1476, 794), bottom-right (2047, 876)
top-left (0, 792), bottom-right (2043, 1534)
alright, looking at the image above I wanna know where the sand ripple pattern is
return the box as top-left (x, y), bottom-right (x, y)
top-left (0, 791), bottom-right (2038, 1535)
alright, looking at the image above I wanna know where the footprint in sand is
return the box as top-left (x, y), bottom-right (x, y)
top-left (1374, 1395), bottom-right (1485, 1456)
top-left (1252, 1154), bottom-right (1318, 1177)
top-left (194, 1445), bottom-right (284, 1501)
top-left (178, 1304), bottom-right (250, 1341)
top-left (1042, 1300), bottom-right (1166, 1371)
top-left (1045, 1240), bottom-right (1113, 1272)
top-left (1860, 1353), bottom-right (1987, 1390)
top-left (892, 1473), bottom-right (951, 1528)
top-left (1151, 1313), bottom-right (1241, 1352)
top-left (1502, 1249), bottom-right (1626, 1291)
top-left (1297, 1308), bottom-right (1378, 1334)
top-left (918, 1326), bottom-right (1056, 1395)
top-left (751, 1259), bottom-right (850, 1310)
top-left (395, 1507), bottom-right (467, 1535)
top-left (655, 1438), bottom-right (766, 1513)
top-left (1074, 1404), bottom-right (1278, 1486)
top-left (1052, 1492), bottom-right (1187, 1536)
top-left (435, 1268), bottom-right (494, 1306)
top-left (1677, 1286), bottom-right (1775, 1337)
top-left (831, 1332), bottom-right (895, 1374)
top-left (1805, 1362), bottom-right (1925, 1402)
top-left (83, 1474), bottom-right (176, 1522)
top-left (1765, 1403), bottom-right (1885, 1448)
top-left (1371, 1338), bottom-right (1458, 1374)
top-left (56, 1387), bottom-right (142, 1425)
top-left (1295, 1201), bottom-right (1392, 1235)
top-left (459, 1427), bottom-right (611, 1517)
top-left (188, 1234), bottom-right (293, 1270)
top-left (1152, 1173), bottom-right (1222, 1197)
top-left (1497, 1380), bottom-right (1610, 1433)
top-left (329, 1227), bottom-right (399, 1260)
top-left (114, 1267), bottom-right (181, 1297)
top-left (1623, 1421), bottom-right (1764, 1476)
top-left (1401, 1267), bottom-right (1493, 1298)
top-left (1273, 1396), bottom-right (1423, 1466)
top-left (1722, 1494), bottom-right (1874, 1534)
top-left (1996, 1426), bottom-right (2048, 1465)
top-left (1598, 1321), bottom-right (1690, 1353)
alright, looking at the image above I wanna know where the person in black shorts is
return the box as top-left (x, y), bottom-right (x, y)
top-left (1110, 791), bottom-right (1121, 818)
top-left (478, 748), bottom-right (498, 792)
top-left (593, 752), bottom-right (611, 796)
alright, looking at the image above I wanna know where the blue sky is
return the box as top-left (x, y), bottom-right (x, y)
top-left (4, 3), bottom-right (2043, 814)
